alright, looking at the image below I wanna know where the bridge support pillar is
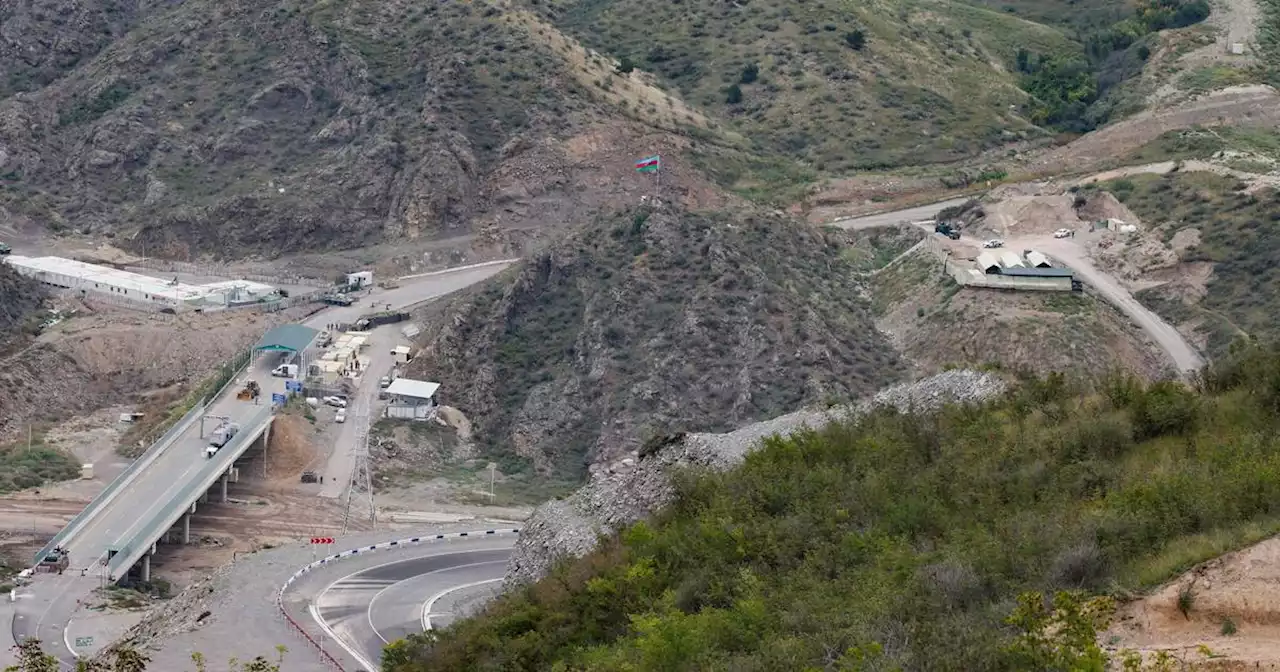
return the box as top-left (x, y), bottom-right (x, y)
top-left (220, 473), bottom-right (229, 503)
top-left (200, 491), bottom-right (209, 504)
top-left (140, 553), bottom-right (151, 584)
top-left (182, 514), bottom-right (191, 544)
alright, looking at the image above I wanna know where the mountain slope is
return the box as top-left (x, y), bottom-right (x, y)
top-left (0, 262), bottom-right (45, 341)
top-left (389, 343), bottom-right (1280, 672)
top-left (534, 0), bottom-right (1077, 170)
top-left (0, 0), bottom-right (728, 259)
top-left (406, 204), bottom-right (906, 481)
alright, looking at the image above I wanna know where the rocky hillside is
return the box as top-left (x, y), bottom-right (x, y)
top-left (0, 262), bottom-right (45, 344)
top-left (0, 0), bottom-right (731, 260)
top-left (1, 0), bottom-right (1211, 258)
top-left (407, 204), bottom-right (906, 482)
top-left (505, 369), bottom-right (1008, 587)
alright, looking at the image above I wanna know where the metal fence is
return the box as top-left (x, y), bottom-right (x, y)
top-left (108, 406), bottom-right (273, 577)
top-left (127, 259), bottom-right (320, 287)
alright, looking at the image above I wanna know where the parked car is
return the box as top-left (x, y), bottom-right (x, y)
top-left (1054, 228), bottom-right (1072, 239)
top-left (379, 376), bottom-right (392, 389)
top-left (323, 395), bottom-right (348, 408)
top-left (982, 239), bottom-right (1004, 248)
top-left (335, 408), bottom-right (347, 423)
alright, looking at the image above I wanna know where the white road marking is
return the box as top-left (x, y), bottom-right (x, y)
top-left (366, 560), bottom-right (505, 645)
top-left (421, 578), bottom-right (503, 632)
top-left (310, 602), bottom-right (378, 672)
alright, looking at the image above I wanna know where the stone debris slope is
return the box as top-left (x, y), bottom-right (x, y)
top-left (504, 369), bottom-right (1007, 587)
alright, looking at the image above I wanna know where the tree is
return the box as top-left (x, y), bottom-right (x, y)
top-left (616, 56), bottom-right (636, 75)
top-left (843, 29), bottom-right (866, 50)
top-left (740, 63), bottom-right (759, 84)
top-left (725, 84), bottom-right (743, 105)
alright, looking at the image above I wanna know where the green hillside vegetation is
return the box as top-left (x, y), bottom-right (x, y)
top-left (387, 343), bottom-right (1280, 671)
top-left (1099, 172), bottom-right (1280, 358)
top-left (533, 0), bottom-right (1208, 174)
top-left (0, 431), bottom-right (80, 494)
top-left (534, 0), bottom-right (1078, 171)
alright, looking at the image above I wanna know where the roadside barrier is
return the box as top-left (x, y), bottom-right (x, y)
top-left (275, 528), bottom-right (522, 671)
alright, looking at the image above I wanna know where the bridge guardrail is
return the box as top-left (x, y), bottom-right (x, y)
top-left (107, 406), bottom-right (273, 577)
top-left (35, 400), bottom-right (208, 565)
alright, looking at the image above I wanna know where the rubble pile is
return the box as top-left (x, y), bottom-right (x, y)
top-left (504, 369), bottom-right (1008, 587)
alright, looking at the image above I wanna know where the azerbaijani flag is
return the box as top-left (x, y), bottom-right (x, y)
top-left (634, 155), bottom-right (661, 173)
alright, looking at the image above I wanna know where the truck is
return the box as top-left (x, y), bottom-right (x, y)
top-left (934, 222), bottom-right (961, 240)
top-left (206, 422), bottom-right (240, 458)
top-left (320, 294), bottom-right (354, 307)
top-left (271, 363), bottom-right (299, 378)
top-left (355, 310), bottom-right (409, 330)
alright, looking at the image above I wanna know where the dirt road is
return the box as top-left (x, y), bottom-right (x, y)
top-left (1018, 236), bottom-right (1205, 373)
top-left (834, 206), bottom-right (1205, 375)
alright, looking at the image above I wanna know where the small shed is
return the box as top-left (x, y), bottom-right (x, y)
top-left (392, 345), bottom-right (414, 364)
top-left (976, 251), bottom-right (1003, 274)
top-left (1025, 251), bottom-right (1053, 268)
top-left (385, 378), bottom-right (441, 420)
top-left (998, 251), bottom-right (1026, 269)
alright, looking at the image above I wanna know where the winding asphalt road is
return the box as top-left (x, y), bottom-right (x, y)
top-left (5, 261), bottom-right (516, 671)
top-left (300, 537), bottom-right (514, 671)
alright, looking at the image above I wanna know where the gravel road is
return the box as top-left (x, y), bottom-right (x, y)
top-left (834, 202), bottom-right (1206, 375)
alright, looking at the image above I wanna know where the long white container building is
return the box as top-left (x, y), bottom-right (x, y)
top-left (4, 255), bottom-right (279, 310)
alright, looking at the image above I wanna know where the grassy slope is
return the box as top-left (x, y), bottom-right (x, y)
top-left (1102, 172), bottom-right (1280, 358)
top-left (390, 344), bottom-right (1280, 671)
top-left (408, 205), bottom-right (905, 482)
top-left (534, 0), bottom-right (1076, 171)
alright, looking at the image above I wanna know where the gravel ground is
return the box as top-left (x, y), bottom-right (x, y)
top-left (97, 521), bottom-right (520, 671)
top-left (505, 370), bottom-right (1008, 587)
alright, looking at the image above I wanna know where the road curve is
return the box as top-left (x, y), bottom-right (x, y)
top-left (833, 203), bottom-right (1204, 375)
top-left (7, 261), bottom-right (516, 671)
top-left (305, 539), bottom-right (514, 671)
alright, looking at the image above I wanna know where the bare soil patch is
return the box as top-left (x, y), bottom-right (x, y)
top-left (1107, 536), bottom-right (1280, 669)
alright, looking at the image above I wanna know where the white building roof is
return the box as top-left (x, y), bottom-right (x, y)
top-left (200, 280), bottom-right (279, 298)
top-left (976, 251), bottom-right (1002, 272)
top-left (1025, 251), bottom-right (1052, 268)
top-left (392, 345), bottom-right (412, 355)
top-left (7, 255), bottom-right (209, 300)
top-left (998, 251), bottom-right (1026, 268)
top-left (386, 378), bottom-right (440, 400)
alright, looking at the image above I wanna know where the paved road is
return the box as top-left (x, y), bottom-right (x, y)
top-left (304, 261), bottom-right (514, 498)
top-left (10, 261), bottom-right (515, 669)
top-left (829, 197), bottom-right (970, 230)
top-left (304, 539), bottom-right (514, 671)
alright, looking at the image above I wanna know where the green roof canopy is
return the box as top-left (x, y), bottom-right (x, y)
top-left (254, 324), bottom-right (319, 353)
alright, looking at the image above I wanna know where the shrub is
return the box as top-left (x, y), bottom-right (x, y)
top-left (844, 29), bottom-right (866, 50)
top-left (725, 84), bottom-right (743, 104)
top-left (740, 63), bottom-right (759, 84)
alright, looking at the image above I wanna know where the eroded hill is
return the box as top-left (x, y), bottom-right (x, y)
top-left (406, 204), bottom-right (906, 481)
top-left (1, 0), bottom-right (1220, 258)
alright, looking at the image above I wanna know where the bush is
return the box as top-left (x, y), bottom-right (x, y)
top-left (725, 84), bottom-right (743, 104)
top-left (843, 29), bottom-right (866, 50)
top-left (390, 344), bottom-right (1280, 671)
top-left (740, 63), bottom-right (759, 84)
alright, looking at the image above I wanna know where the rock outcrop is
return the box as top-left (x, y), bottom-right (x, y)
top-left (504, 369), bottom-right (1008, 587)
